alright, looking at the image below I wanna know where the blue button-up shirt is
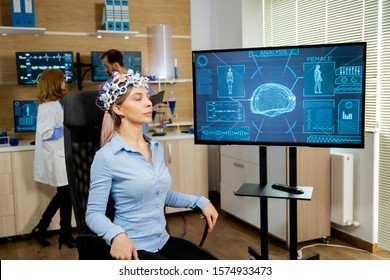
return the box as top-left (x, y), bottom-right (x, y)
top-left (86, 133), bottom-right (209, 252)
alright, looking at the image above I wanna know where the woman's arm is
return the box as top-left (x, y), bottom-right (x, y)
top-left (85, 151), bottom-right (125, 245)
top-left (165, 191), bottom-right (219, 232)
top-left (36, 102), bottom-right (61, 140)
top-left (42, 126), bottom-right (64, 141)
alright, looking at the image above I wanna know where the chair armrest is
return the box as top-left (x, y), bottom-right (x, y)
top-left (76, 233), bottom-right (113, 260)
top-left (193, 206), bottom-right (209, 247)
top-left (165, 206), bottom-right (209, 248)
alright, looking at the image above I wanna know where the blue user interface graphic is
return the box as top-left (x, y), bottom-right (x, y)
top-left (193, 43), bottom-right (365, 147)
top-left (16, 52), bottom-right (75, 84)
top-left (13, 100), bottom-right (38, 133)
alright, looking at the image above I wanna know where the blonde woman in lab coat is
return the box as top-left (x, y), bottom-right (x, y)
top-left (31, 69), bottom-right (76, 249)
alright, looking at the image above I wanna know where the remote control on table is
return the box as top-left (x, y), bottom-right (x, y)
top-left (271, 183), bottom-right (304, 194)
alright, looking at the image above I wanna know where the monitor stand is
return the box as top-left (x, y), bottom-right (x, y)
top-left (236, 146), bottom-right (320, 260)
top-left (287, 146), bottom-right (320, 260)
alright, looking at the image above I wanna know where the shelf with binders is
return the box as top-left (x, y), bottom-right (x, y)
top-left (0, 26), bottom-right (46, 35)
top-left (0, 26), bottom-right (140, 38)
top-left (0, 27), bottom-right (191, 40)
top-left (95, 29), bottom-right (139, 38)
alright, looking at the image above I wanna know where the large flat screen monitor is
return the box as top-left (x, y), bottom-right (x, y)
top-left (13, 100), bottom-right (39, 133)
top-left (16, 51), bottom-right (75, 84)
top-left (91, 51), bottom-right (142, 82)
top-left (192, 42), bottom-right (366, 148)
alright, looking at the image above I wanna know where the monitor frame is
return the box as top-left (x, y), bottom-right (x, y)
top-left (192, 42), bottom-right (366, 149)
top-left (90, 51), bottom-right (142, 82)
top-left (15, 51), bottom-right (75, 85)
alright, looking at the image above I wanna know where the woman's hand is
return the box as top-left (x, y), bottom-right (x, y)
top-left (201, 202), bottom-right (219, 233)
top-left (110, 232), bottom-right (139, 260)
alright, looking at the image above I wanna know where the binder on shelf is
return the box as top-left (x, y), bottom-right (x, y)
top-left (11, 0), bottom-right (24, 27)
top-left (101, 0), bottom-right (114, 30)
top-left (120, 0), bottom-right (130, 31)
top-left (23, 0), bottom-right (35, 27)
top-left (113, 0), bottom-right (122, 31)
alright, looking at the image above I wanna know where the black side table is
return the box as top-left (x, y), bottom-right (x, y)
top-left (235, 183), bottom-right (315, 260)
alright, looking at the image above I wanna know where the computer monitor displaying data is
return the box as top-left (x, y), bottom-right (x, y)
top-left (15, 51), bottom-right (75, 84)
top-left (91, 51), bottom-right (142, 82)
top-left (13, 100), bottom-right (39, 133)
top-left (192, 42), bottom-right (366, 148)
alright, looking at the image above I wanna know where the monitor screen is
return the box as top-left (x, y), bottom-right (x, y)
top-left (13, 100), bottom-right (39, 133)
top-left (91, 51), bottom-right (142, 82)
top-left (15, 51), bottom-right (75, 84)
top-left (192, 42), bottom-right (366, 148)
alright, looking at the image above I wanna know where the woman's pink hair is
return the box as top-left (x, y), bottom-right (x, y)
top-left (100, 90), bottom-right (130, 146)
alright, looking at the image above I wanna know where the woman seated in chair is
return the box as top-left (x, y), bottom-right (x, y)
top-left (86, 70), bottom-right (218, 260)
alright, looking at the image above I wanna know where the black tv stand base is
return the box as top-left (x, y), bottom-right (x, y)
top-left (248, 246), bottom-right (262, 260)
top-left (247, 246), bottom-right (320, 260)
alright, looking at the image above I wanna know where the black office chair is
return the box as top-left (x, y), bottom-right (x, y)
top-left (63, 90), bottom-right (209, 260)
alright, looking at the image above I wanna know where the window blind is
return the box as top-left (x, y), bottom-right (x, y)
top-left (264, 0), bottom-right (390, 250)
top-left (378, 0), bottom-right (390, 250)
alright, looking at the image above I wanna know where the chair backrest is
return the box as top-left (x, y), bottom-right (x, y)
top-left (64, 90), bottom-right (103, 232)
top-left (64, 90), bottom-right (112, 259)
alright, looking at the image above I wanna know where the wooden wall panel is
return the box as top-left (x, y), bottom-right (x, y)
top-left (0, 0), bottom-right (193, 140)
top-left (0, 0), bottom-right (191, 34)
top-left (131, 0), bottom-right (191, 35)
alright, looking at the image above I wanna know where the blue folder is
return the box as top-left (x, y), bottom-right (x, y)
top-left (101, 0), bottom-right (115, 30)
top-left (11, 0), bottom-right (24, 27)
top-left (23, 0), bottom-right (35, 27)
top-left (121, 0), bottom-right (130, 31)
top-left (113, 0), bottom-right (122, 31)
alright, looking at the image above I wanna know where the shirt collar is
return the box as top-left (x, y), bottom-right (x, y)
top-left (110, 132), bottom-right (158, 154)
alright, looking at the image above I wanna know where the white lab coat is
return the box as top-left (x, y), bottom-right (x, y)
top-left (34, 100), bottom-right (68, 187)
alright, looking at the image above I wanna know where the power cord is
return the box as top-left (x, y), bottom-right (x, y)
top-left (298, 243), bottom-right (390, 260)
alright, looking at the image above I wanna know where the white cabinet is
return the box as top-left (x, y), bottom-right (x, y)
top-left (161, 138), bottom-right (209, 213)
top-left (11, 151), bottom-right (63, 235)
top-left (0, 149), bottom-right (75, 238)
top-left (0, 152), bottom-right (16, 237)
top-left (220, 152), bottom-right (261, 228)
top-left (220, 145), bottom-right (331, 243)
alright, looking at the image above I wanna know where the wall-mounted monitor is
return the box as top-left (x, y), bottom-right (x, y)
top-left (91, 51), bottom-right (142, 82)
top-left (15, 52), bottom-right (75, 85)
top-left (192, 42), bottom-right (366, 148)
top-left (13, 100), bottom-right (39, 133)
